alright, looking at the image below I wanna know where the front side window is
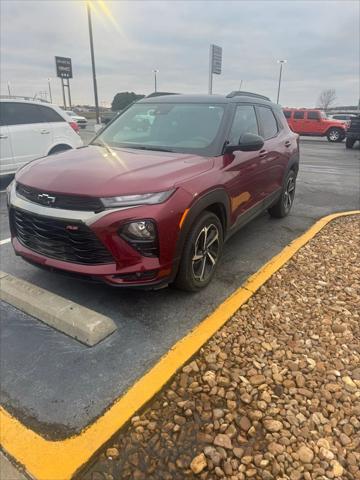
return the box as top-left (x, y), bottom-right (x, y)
top-left (228, 105), bottom-right (258, 144)
top-left (0, 102), bottom-right (46, 125)
top-left (307, 111), bottom-right (320, 120)
top-left (257, 106), bottom-right (278, 140)
top-left (94, 102), bottom-right (225, 155)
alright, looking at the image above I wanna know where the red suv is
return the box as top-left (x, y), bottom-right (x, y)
top-left (283, 108), bottom-right (347, 142)
top-left (8, 92), bottom-right (299, 291)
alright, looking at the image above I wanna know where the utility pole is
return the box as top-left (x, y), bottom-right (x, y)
top-left (87, 2), bottom-right (100, 124)
top-left (276, 60), bottom-right (287, 104)
top-left (48, 78), bottom-right (53, 103)
top-left (153, 69), bottom-right (159, 93)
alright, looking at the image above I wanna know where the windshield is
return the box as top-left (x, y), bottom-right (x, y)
top-left (93, 102), bottom-right (226, 155)
top-left (66, 110), bottom-right (76, 116)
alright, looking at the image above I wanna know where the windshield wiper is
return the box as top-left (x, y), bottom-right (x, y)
top-left (126, 146), bottom-right (174, 152)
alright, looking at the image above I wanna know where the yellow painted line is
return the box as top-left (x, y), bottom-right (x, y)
top-left (1, 210), bottom-right (359, 480)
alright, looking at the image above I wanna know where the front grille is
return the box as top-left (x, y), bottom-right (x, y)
top-left (16, 183), bottom-right (104, 212)
top-left (11, 208), bottom-right (114, 265)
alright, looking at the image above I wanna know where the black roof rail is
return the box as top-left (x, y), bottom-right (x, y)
top-left (226, 91), bottom-right (271, 101)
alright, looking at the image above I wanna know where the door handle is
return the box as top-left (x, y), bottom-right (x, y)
top-left (0, 134), bottom-right (8, 139)
top-left (285, 141), bottom-right (291, 147)
top-left (40, 129), bottom-right (50, 134)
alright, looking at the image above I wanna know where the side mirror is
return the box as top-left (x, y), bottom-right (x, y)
top-left (225, 133), bottom-right (264, 153)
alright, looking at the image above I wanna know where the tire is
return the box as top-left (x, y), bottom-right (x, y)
top-left (174, 211), bottom-right (223, 292)
top-left (345, 138), bottom-right (355, 149)
top-left (327, 128), bottom-right (343, 142)
top-left (48, 144), bottom-right (72, 155)
top-left (268, 170), bottom-right (296, 218)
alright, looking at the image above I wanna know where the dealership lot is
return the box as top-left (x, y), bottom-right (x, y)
top-left (0, 139), bottom-right (359, 443)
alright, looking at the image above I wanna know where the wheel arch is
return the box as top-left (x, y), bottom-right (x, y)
top-left (173, 189), bottom-right (230, 272)
top-left (48, 144), bottom-right (73, 155)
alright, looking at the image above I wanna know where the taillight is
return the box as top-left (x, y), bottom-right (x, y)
top-left (69, 121), bottom-right (80, 134)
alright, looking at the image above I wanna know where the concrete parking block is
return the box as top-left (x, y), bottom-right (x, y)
top-left (0, 272), bottom-right (117, 346)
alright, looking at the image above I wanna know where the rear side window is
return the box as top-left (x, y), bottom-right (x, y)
top-left (307, 111), bottom-right (320, 120)
top-left (257, 106), bottom-right (278, 140)
top-left (294, 111), bottom-right (304, 119)
top-left (0, 102), bottom-right (46, 125)
top-left (228, 105), bottom-right (258, 144)
top-left (38, 106), bottom-right (65, 123)
top-left (283, 110), bottom-right (291, 118)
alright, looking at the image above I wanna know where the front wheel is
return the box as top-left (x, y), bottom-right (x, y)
top-left (174, 211), bottom-right (223, 291)
top-left (327, 128), bottom-right (343, 142)
top-left (268, 170), bottom-right (296, 218)
top-left (345, 137), bottom-right (355, 149)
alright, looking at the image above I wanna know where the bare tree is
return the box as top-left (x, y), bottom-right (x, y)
top-left (317, 89), bottom-right (337, 111)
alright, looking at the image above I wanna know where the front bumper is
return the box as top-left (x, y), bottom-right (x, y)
top-left (8, 183), bottom-right (191, 287)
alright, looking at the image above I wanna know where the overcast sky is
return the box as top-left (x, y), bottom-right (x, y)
top-left (1, 0), bottom-right (359, 108)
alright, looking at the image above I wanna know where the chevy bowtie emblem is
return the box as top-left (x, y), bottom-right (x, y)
top-left (37, 193), bottom-right (56, 206)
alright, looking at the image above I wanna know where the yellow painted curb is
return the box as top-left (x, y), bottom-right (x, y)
top-left (1, 210), bottom-right (359, 480)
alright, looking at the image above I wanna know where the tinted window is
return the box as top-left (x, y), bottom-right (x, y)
top-left (228, 105), bottom-right (258, 144)
top-left (39, 106), bottom-right (65, 123)
top-left (257, 106), bottom-right (278, 139)
top-left (307, 111), bottom-right (320, 120)
top-left (283, 110), bottom-right (291, 118)
top-left (0, 102), bottom-right (46, 125)
top-left (294, 111), bottom-right (304, 119)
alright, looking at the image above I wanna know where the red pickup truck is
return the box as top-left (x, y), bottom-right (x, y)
top-left (283, 108), bottom-right (347, 142)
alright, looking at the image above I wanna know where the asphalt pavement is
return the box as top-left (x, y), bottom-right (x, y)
top-left (0, 139), bottom-right (359, 439)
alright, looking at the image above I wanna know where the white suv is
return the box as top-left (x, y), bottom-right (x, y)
top-left (0, 98), bottom-right (83, 177)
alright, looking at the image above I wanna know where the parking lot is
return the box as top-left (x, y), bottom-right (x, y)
top-left (0, 138), bottom-right (359, 447)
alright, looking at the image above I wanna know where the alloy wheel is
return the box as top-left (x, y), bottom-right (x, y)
top-left (192, 224), bottom-right (220, 283)
top-left (283, 175), bottom-right (296, 213)
top-left (329, 130), bottom-right (340, 141)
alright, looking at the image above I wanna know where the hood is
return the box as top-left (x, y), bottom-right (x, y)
top-left (16, 145), bottom-right (214, 197)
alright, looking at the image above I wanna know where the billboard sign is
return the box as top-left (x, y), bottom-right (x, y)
top-left (211, 45), bottom-right (222, 75)
top-left (55, 56), bottom-right (73, 79)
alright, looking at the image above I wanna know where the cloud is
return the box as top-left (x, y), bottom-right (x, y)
top-left (0, 0), bottom-right (358, 107)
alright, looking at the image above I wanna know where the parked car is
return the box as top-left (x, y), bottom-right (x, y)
top-left (345, 114), bottom-right (360, 149)
top-left (0, 98), bottom-right (83, 177)
top-left (283, 108), bottom-right (347, 142)
top-left (101, 111), bottom-right (118, 125)
top-left (8, 92), bottom-right (299, 291)
top-left (65, 110), bottom-right (88, 129)
top-left (328, 113), bottom-right (357, 122)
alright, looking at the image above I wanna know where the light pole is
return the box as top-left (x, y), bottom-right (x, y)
top-left (48, 78), bottom-right (53, 103)
top-left (153, 69), bottom-right (159, 93)
top-left (276, 60), bottom-right (287, 104)
top-left (7, 82), bottom-right (11, 96)
top-left (87, 2), bottom-right (100, 124)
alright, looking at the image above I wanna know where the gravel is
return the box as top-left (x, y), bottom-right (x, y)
top-left (80, 215), bottom-right (360, 480)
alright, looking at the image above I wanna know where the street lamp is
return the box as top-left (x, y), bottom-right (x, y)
top-left (86, 2), bottom-right (100, 124)
top-left (47, 78), bottom-right (53, 103)
top-left (153, 69), bottom-right (159, 93)
top-left (276, 60), bottom-right (287, 104)
top-left (7, 81), bottom-right (11, 96)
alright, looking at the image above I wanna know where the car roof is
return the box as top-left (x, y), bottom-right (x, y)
top-left (0, 97), bottom-right (57, 108)
top-left (138, 93), bottom-right (275, 107)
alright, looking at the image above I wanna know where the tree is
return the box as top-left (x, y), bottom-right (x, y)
top-left (111, 92), bottom-right (145, 111)
top-left (317, 89), bottom-right (337, 111)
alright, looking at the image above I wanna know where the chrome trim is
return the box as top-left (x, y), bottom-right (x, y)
top-left (9, 182), bottom-right (138, 226)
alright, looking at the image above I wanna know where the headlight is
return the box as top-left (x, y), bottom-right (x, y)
top-left (101, 190), bottom-right (174, 208)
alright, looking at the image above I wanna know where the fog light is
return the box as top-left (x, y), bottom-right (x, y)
top-left (119, 220), bottom-right (159, 257)
top-left (121, 220), bottom-right (156, 240)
